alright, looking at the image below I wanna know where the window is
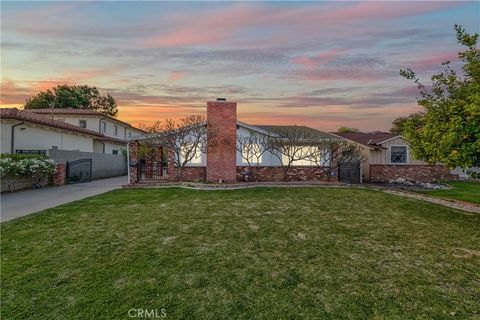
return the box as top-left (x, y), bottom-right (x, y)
top-left (112, 150), bottom-right (119, 155)
top-left (101, 121), bottom-right (107, 133)
top-left (390, 146), bottom-right (407, 164)
top-left (241, 144), bottom-right (262, 164)
top-left (181, 144), bottom-right (202, 164)
top-left (283, 146), bottom-right (317, 166)
top-left (79, 120), bottom-right (87, 128)
top-left (114, 125), bottom-right (118, 136)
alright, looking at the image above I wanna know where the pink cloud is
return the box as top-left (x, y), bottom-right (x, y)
top-left (169, 71), bottom-right (186, 82)
top-left (142, 2), bottom-right (463, 48)
top-left (293, 49), bottom-right (349, 69)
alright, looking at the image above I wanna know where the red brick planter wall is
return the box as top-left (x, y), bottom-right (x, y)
top-left (370, 164), bottom-right (457, 182)
top-left (168, 166), bottom-right (207, 182)
top-left (236, 166), bottom-right (337, 182)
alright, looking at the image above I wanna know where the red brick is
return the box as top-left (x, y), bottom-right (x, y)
top-left (236, 166), bottom-right (337, 182)
top-left (370, 164), bottom-right (458, 182)
top-left (206, 101), bottom-right (237, 182)
top-left (52, 163), bottom-right (66, 186)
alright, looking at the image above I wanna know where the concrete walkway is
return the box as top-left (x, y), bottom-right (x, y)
top-left (1, 176), bottom-right (127, 222)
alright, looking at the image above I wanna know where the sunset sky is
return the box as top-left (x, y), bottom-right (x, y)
top-left (1, 1), bottom-right (478, 131)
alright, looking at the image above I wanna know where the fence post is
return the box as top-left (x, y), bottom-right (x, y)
top-left (52, 163), bottom-right (67, 186)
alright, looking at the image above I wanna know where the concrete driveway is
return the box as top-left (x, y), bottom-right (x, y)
top-left (1, 176), bottom-right (127, 222)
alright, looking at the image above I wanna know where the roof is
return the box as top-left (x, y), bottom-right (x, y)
top-left (332, 132), bottom-right (401, 149)
top-left (94, 135), bottom-right (128, 144)
top-left (1, 108), bottom-right (104, 137)
top-left (28, 108), bottom-right (145, 132)
top-left (254, 125), bottom-right (338, 139)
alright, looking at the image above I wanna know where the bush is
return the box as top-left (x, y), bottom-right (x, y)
top-left (0, 157), bottom-right (56, 192)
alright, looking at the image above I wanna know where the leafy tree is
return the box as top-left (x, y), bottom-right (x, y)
top-left (24, 85), bottom-right (118, 117)
top-left (390, 112), bottom-right (424, 135)
top-left (400, 25), bottom-right (480, 169)
top-left (337, 127), bottom-right (360, 133)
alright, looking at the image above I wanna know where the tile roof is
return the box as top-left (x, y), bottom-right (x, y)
top-left (332, 132), bottom-right (400, 148)
top-left (1, 108), bottom-right (104, 137)
top-left (28, 108), bottom-right (103, 116)
top-left (29, 108), bottom-right (145, 132)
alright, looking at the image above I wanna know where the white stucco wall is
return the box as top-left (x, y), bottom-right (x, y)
top-left (1, 120), bottom-right (94, 153)
top-left (235, 126), bottom-right (282, 166)
top-left (53, 115), bottom-right (143, 140)
top-left (93, 141), bottom-right (126, 154)
top-left (1, 121), bottom-right (13, 153)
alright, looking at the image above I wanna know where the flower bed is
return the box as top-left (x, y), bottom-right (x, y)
top-left (0, 155), bottom-right (56, 192)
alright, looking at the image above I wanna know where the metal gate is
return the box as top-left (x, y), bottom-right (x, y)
top-left (137, 160), bottom-right (168, 182)
top-left (66, 159), bottom-right (92, 183)
top-left (339, 161), bottom-right (361, 184)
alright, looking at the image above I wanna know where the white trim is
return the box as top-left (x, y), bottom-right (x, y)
top-left (236, 121), bottom-right (277, 136)
top-left (389, 145), bottom-right (409, 165)
top-left (377, 135), bottom-right (404, 145)
top-left (328, 132), bottom-right (375, 150)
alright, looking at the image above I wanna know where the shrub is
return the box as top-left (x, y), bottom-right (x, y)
top-left (0, 157), bottom-right (56, 192)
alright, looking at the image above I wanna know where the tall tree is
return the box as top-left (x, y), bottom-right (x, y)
top-left (24, 85), bottom-right (118, 117)
top-left (267, 126), bottom-right (322, 181)
top-left (224, 128), bottom-right (271, 181)
top-left (337, 127), bottom-right (360, 133)
top-left (307, 140), bottom-right (365, 182)
top-left (390, 112), bottom-right (424, 135)
top-left (400, 25), bottom-right (480, 168)
top-left (145, 115), bottom-right (217, 180)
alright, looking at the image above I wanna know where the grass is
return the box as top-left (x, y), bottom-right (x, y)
top-left (1, 187), bottom-right (479, 319)
top-left (419, 181), bottom-right (480, 205)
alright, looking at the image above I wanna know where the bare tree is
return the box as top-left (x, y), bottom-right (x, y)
top-left (145, 115), bottom-right (216, 180)
top-left (268, 126), bottom-right (323, 181)
top-left (308, 140), bottom-right (365, 181)
top-left (224, 128), bottom-right (271, 181)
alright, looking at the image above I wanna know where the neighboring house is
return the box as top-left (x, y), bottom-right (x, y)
top-left (331, 132), bottom-right (457, 182)
top-left (28, 109), bottom-right (145, 154)
top-left (1, 108), bottom-right (144, 155)
top-left (1, 108), bottom-right (103, 154)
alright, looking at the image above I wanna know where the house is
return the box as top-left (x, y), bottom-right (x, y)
top-left (131, 100), bottom-right (341, 183)
top-left (28, 109), bottom-right (145, 154)
top-left (331, 131), bottom-right (457, 182)
top-left (1, 108), bottom-right (144, 155)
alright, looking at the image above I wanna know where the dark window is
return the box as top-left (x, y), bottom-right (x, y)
top-left (391, 146), bottom-right (407, 164)
top-left (112, 150), bottom-right (119, 155)
top-left (114, 125), bottom-right (118, 135)
top-left (79, 120), bottom-right (87, 128)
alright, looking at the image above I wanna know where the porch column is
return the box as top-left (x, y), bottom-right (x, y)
top-left (129, 140), bottom-right (139, 184)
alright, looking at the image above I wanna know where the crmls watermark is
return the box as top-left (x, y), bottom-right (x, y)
top-left (128, 308), bottom-right (167, 318)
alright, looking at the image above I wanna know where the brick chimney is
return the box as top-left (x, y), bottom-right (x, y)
top-left (206, 99), bottom-right (237, 182)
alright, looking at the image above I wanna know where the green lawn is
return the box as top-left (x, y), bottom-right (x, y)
top-left (419, 181), bottom-right (480, 205)
top-left (2, 188), bottom-right (479, 319)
